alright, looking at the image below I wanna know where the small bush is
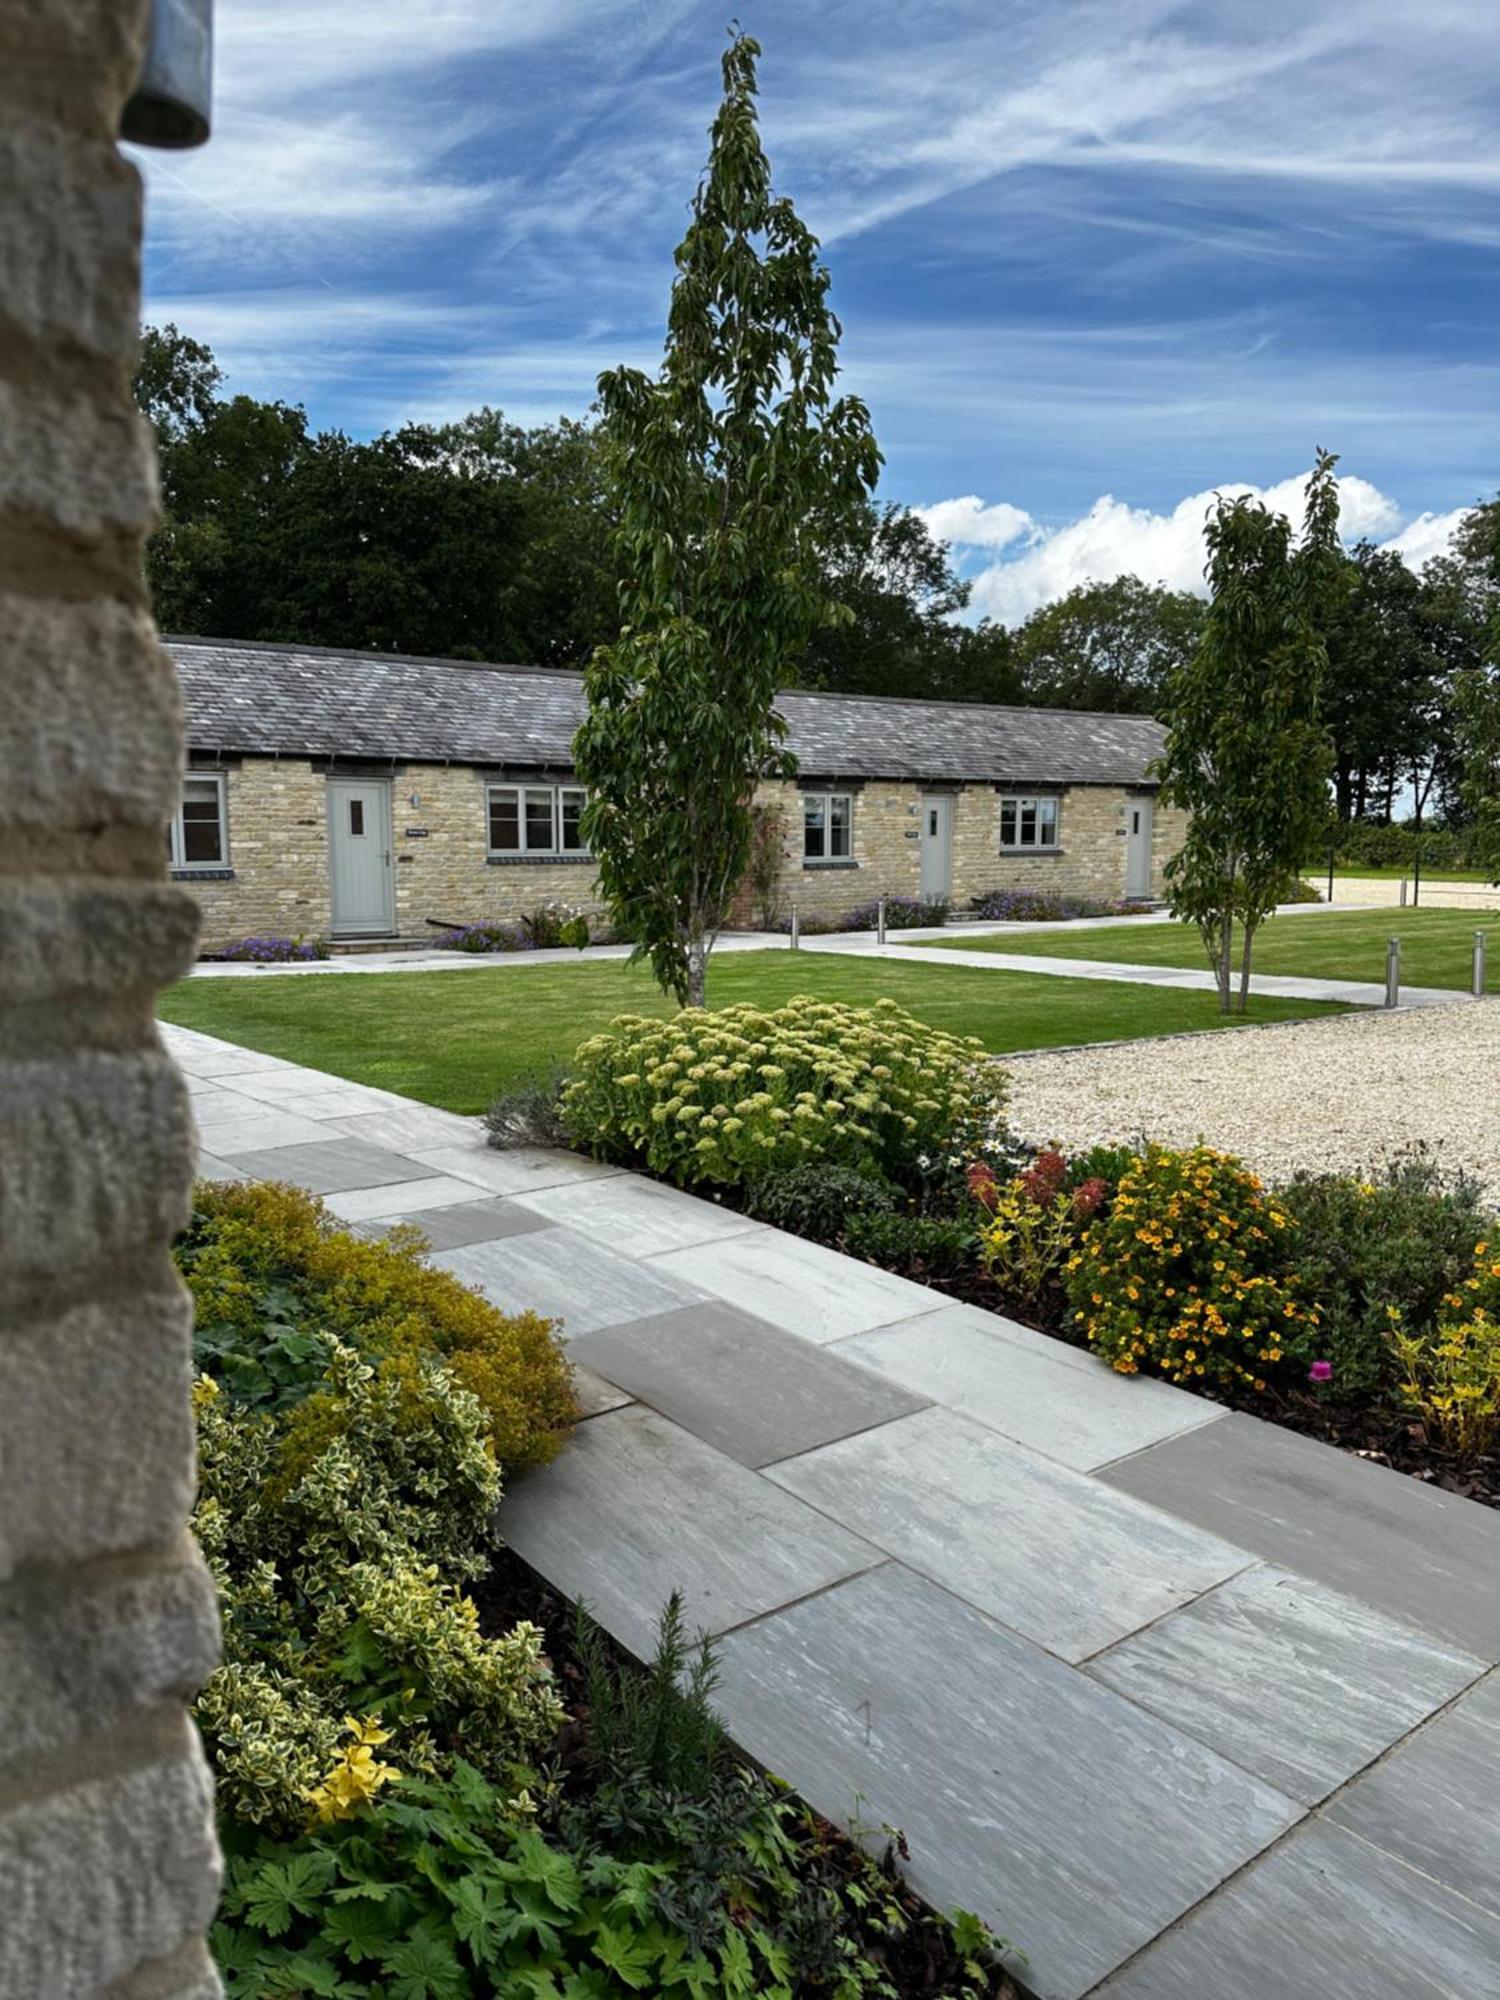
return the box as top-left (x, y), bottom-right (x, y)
top-left (208, 934), bottom-right (329, 962)
top-left (1065, 1144), bottom-right (1315, 1390)
top-left (977, 1149), bottom-right (1105, 1309)
top-left (841, 1209), bottom-right (978, 1280)
top-left (523, 900), bottom-right (590, 950)
top-left (484, 1070), bottom-right (572, 1151)
top-left (562, 995), bottom-right (1008, 1191)
top-left (1393, 1236), bottom-right (1500, 1455)
top-left (435, 920), bottom-right (534, 953)
top-left (844, 894), bottom-right (949, 929)
top-left (179, 1180), bottom-right (576, 1472)
top-left (748, 1162), bottom-right (899, 1239)
top-left (1280, 1157), bottom-right (1489, 1397)
top-left (968, 889), bottom-right (1130, 922)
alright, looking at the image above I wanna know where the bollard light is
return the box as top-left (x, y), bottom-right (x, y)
top-left (789, 905), bottom-right (800, 952)
top-left (121, 0), bottom-right (213, 149)
top-left (1385, 936), bottom-right (1401, 1009)
top-left (1475, 931), bottom-right (1488, 1000)
top-left (877, 896), bottom-right (887, 946)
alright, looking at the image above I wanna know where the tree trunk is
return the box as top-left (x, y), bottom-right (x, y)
top-left (1238, 918), bottom-right (1257, 1014)
top-left (684, 929), bottom-right (708, 1009)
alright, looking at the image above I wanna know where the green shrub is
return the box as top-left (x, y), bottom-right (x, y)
top-left (1279, 1158), bottom-right (1489, 1396)
top-left (748, 1162), bottom-right (898, 1239)
top-left (562, 995), bottom-right (1007, 1191)
top-left (1393, 1235), bottom-right (1500, 1455)
top-left (841, 1209), bottom-right (978, 1280)
top-left (1065, 1144), bottom-right (1315, 1391)
top-left (483, 1069), bottom-right (572, 1151)
top-left (179, 1179), bottom-right (575, 1473)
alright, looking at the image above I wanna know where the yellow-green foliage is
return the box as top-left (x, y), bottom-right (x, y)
top-left (1393, 1236), bottom-right (1500, 1454)
top-left (179, 1179), bottom-right (575, 1472)
top-left (194, 1350), bottom-right (562, 1834)
top-left (562, 995), bottom-right (1007, 1188)
top-left (1065, 1144), bottom-right (1316, 1390)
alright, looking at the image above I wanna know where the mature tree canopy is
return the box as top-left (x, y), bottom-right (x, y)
top-left (1007, 575), bottom-right (1204, 715)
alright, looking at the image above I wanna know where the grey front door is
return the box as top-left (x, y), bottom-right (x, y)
top-left (920, 794), bottom-right (953, 901)
top-left (327, 778), bottom-right (394, 935)
top-left (1125, 794), bottom-right (1154, 898)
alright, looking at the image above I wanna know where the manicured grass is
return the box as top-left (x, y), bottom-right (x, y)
top-left (158, 951), bottom-right (1348, 1114)
top-left (916, 906), bottom-right (1499, 992)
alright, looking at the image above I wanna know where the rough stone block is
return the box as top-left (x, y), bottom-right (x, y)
top-left (0, 3), bottom-right (145, 140)
top-left (0, 595), bottom-right (184, 830)
top-left (106, 1936), bottom-right (223, 2000)
top-left (0, 1723), bottom-right (222, 1998)
top-left (0, 1049), bottom-right (194, 1282)
top-left (0, 122), bottom-right (142, 358)
top-left (0, 1538), bottom-right (219, 1761)
top-left (0, 879), bottom-right (199, 1004)
top-left (0, 377), bottom-right (157, 541)
top-left (0, 1285), bottom-right (197, 1574)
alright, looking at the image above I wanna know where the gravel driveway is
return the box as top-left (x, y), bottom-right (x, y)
top-left (1003, 997), bottom-right (1500, 1208)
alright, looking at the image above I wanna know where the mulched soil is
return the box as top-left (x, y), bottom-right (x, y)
top-left (473, 1549), bottom-right (1022, 1999)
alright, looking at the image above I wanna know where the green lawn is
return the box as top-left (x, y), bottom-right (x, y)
top-left (158, 951), bottom-right (1347, 1114)
top-left (915, 906), bottom-right (1498, 992)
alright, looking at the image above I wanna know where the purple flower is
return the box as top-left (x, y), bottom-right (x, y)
top-left (1308, 1360), bottom-right (1334, 1384)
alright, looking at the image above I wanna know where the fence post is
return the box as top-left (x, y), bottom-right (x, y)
top-left (1385, 936), bottom-right (1401, 1008)
top-left (789, 904), bottom-right (800, 951)
top-left (877, 896), bottom-right (887, 946)
top-left (1475, 931), bottom-right (1487, 999)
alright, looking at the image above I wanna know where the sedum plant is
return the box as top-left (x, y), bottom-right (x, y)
top-left (1392, 1236), bottom-right (1500, 1455)
top-left (561, 995), bottom-right (1007, 1190)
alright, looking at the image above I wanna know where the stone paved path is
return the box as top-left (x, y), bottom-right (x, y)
top-left (165, 1022), bottom-right (1500, 2000)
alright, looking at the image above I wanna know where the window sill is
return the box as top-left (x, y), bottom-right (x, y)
top-left (486, 853), bottom-right (593, 866)
top-left (171, 867), bottom-right (235, 881)
top-left (998, 847), bottom-right (1064, 858)
top-left (802, 859), bottom-right (858, 870)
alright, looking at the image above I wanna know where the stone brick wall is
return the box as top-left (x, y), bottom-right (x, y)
top-left (183, 759), bottom-right (331, 945)
top-left (1, 4), bottom-right (223, 1995)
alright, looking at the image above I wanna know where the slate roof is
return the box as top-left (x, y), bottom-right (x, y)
top-left (169, 637), bottom-right (1166, 787)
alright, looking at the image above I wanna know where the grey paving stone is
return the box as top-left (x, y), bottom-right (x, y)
top-left (432, 1228), bottom-right (705, 1337)
top-left (192, 1152), bottom-right (252, 1183)
top-left (322, 1176), bottom-right (501, 1223)
top-left (571, 1301), bottom-right (929, 1468)
top-left (649, 1227), bottom-right (945, 1344)
top-left (213, 1067), bottom-right (397, 1111)
top-left (715, 1563), bottom-right (1298, 2000)
top-left (1327, 1671), bottom-right (1500, 1917)
top-left (193, 1108), bottom-right (351, 1154)
top-left (570, 1364), bottom-right (633, 1419)
top-left (217, 1138), bottom-right (439, 1195)
top-left (766, 1406), bottom-right (1250, 1661)
top-left (405, 1142), bottom-right (623, 1195)
top-left (498, 1405), bottom-right (883, 1659)
top-left (511, 1175), bottom-right (763, 1258)
top-left (325, 1105), bottom-right (483, 1152)
top-left (837, 1302), bottom-right (1223, 1471)
top-left (355, 1196), bottom-right (552, 1251)
top-left (1089, 1566), bottom-right (1485, 1804)
top-left (1097, 1818), bottom-right (1500, 2000)
top-left (1101, 1412), bottom-right (1500, 1661)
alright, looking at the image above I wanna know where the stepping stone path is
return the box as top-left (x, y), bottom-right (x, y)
top-left (167, 1022), bottom-right (1500, 2000)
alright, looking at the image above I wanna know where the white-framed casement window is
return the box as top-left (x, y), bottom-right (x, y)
top-left (803, 790), bottom-right (853, 862)
top-left (487, 782), bottom-right (590, 857)
top-left (168, 771), bottom-right (229, 870)
top-left (999, 793), bottom-right (1060, 851)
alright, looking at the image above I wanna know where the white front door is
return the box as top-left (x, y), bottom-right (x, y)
top-left (327, 778), bottom-right (394, 935)
top-left (919, 794), bottom-right (954, 901)
top-left (1125, 793), bottom-right (1154, 898)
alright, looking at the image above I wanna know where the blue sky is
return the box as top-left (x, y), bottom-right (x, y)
top-left (136, 0), bottom-right (1500, 623)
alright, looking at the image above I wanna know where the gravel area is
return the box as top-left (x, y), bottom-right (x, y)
top-left (1003, 997), bottom-right (1500, 1207)
top-left (1312, 875), bottom-right (1500, 911)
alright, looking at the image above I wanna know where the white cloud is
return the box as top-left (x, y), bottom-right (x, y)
top-left (926, 470), bottom-right (1450, 627)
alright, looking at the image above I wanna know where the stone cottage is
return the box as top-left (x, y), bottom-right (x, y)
top-left (169, 637), bottom-right (1184, 951)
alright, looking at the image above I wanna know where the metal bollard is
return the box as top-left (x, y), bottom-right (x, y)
top-left (789, 905), bottom-right (800, 951)
top-left (1399, 879), bottom-right (1408, 908)
top-left (877, 896), bottom-right (887, 946)
top-left (1475, 931), bottom-right (1488, 999)
top-left (1384, 936), bottom-right (1401, 1008)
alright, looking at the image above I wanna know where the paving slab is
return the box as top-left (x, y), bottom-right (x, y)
top-left (1101, 1411), bottom-right (1500, 1660)
top-left (570, 1364), bottom-right (634, 1420)
top-left (405, 1142), bottom-right (624, 1196)
top-left (193, 1151), bottom-right (252, 1183)
top-left (219, 1069), bottom-right (400, 1114)
top-left (192, 1108), bottom-right (349, 1154)
top-left (650, 1227), bottom-right (945, 1344)
top-left (355, 1196), bottom-right (553, 1251)
top-left (714, 1563), bottom-right (1298, 2000)
top-left (325, 1105), bottom-right (483, 1152)
top-left (322, 1176), bottom-right (502, 1223)
top-left (571, 1300), bottom-right (929, 1469)
top-left (1089, 1566), bottom-right (1485, 1804)
top-left (216, 1137), bottom-right (439, 1195)
top-left (1327, 1671), bottom-right (1500, 1918)
top-left (432, 1227), bottom-right (706, 1337)
top-left (1097, 1818), bottom-right (1500, 2000)
top-left (511, 1174), bottom-right (764, 1258)
top-left (499, 1404), bottom-right (883, 1659)
top-left (766, 1405), bottom-right (1251, 1661)
top-left (837, 1303), bottom-right (1224, 1471)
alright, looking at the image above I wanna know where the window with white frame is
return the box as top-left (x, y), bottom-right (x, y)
top-left (999, 793), bottom-right (1060, 851)
top-left (168, 772), bottom-right (228, 869)
top-left (802, 790), bottom-right (853, 862)
top-left (487, 782), bottom-right (589, 857)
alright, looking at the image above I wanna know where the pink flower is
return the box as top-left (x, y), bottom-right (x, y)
top-left (1308, 1360), bottom-right (1334, 1384)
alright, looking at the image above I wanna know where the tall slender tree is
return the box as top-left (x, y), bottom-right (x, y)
top-left (572, 32), bottom-right (880, 1005)
top-left (1158, 453), bottom-right (1338, 1011)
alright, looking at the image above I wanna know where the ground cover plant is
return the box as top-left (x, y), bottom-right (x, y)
top-left (913, 904), bottom-right (1500, 993)
top-left (158, 951), bottom-right (1347, 1113)
top-left (206, 934), bottom-right (329, 963)
top-left (967, 890), bottom-right (1131, 922)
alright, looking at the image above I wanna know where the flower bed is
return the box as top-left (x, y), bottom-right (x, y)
top-left (967, 890), bottom-right (1133, 923)
top-left (205, 934), bottom-right (329, 962)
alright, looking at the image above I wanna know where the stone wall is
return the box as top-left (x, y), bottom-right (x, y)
top-left (1, 5), bottom-right (223, 1995)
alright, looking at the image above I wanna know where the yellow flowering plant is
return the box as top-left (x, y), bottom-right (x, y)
top-left (1392, 1237), bottom-right (1500, 1455)
top-left (304, 1715), bottom-right (401, 1824)
top-left (1064, 1143), bottom-right (1315, 1391)
top-left (561, 995), bottom-right (1007, 1189)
